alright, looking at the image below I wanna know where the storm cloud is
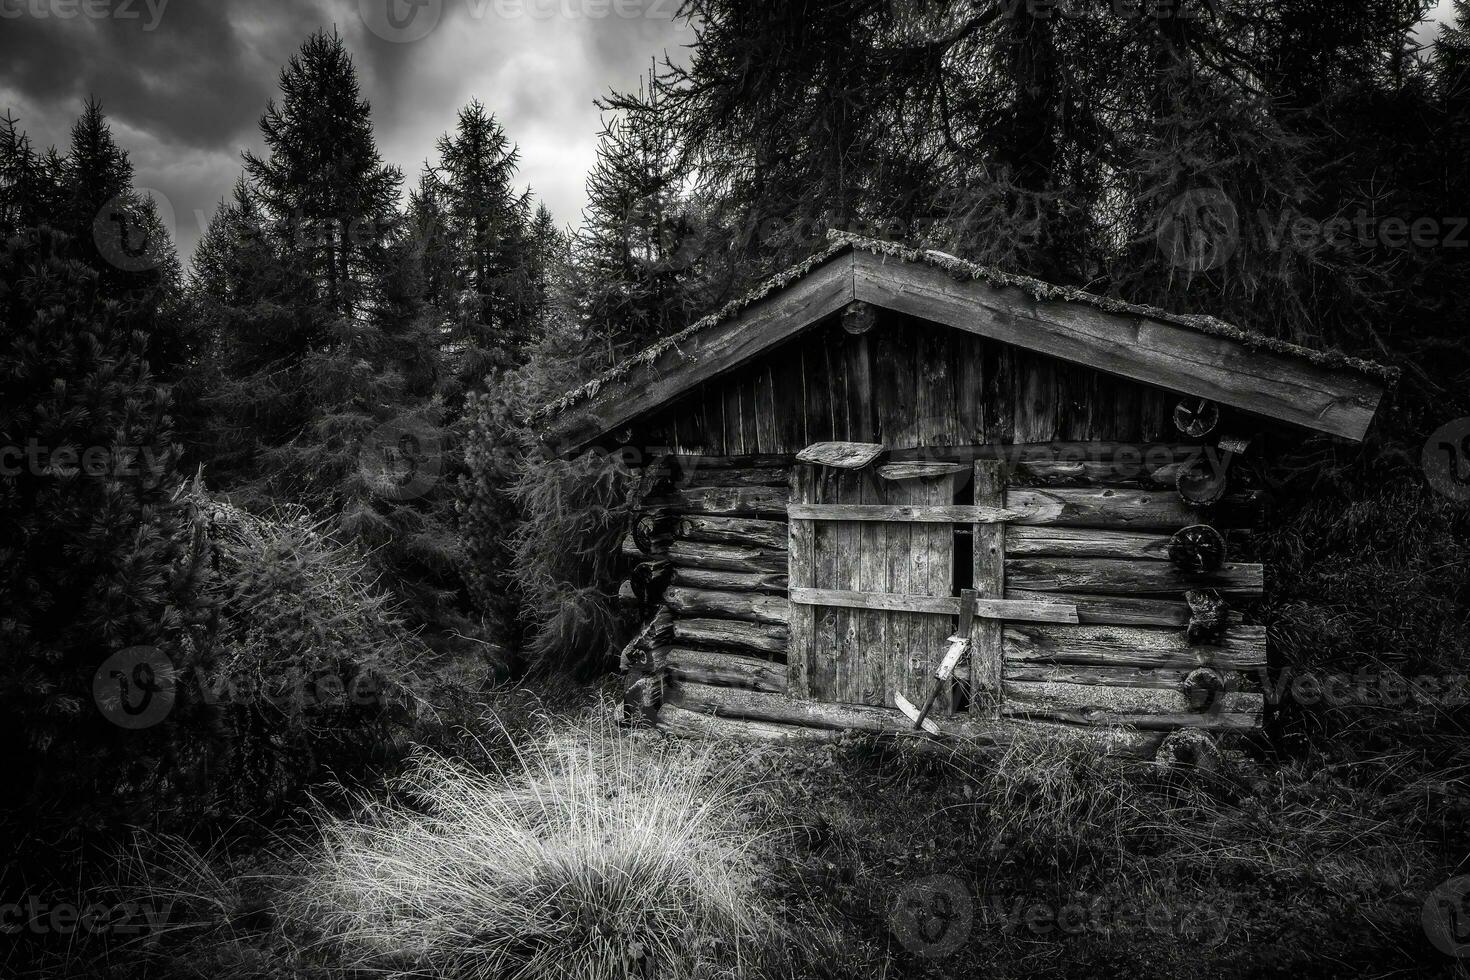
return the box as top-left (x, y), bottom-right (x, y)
top-left (0, 0), bottom-right (693, 261)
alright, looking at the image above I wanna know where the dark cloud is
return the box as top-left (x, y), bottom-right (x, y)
top-left (0, 0), bottom-right (692, 261)
top-left (9, 0), bottom-right (1445, 266)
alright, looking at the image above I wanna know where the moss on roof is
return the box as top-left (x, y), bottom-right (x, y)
top-left (537, 231), bottom-right (1398, 425)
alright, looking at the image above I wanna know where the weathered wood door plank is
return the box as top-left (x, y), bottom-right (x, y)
top-left (788, 589), bottom-right (1077, 624)
top-left (971, 460), bottom-right (1005, 717)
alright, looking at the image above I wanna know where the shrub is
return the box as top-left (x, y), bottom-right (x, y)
top-left (294, 707), bottom-right (777, 980)
top-left (506, 450), bottom-right (632, 672)
top-left (457, 326), bottom-right (627, 673)
top-left (191, 491), bottom-right (470, 820)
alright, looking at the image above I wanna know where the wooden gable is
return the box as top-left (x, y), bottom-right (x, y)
top-left (542, 240), bottom-right (1393, 454)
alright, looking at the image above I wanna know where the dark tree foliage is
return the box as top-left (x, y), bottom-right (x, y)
top-left (0, 111), bottom-right (211, 836)
top-left (243, 30), bottom-right (402, 321)
top-left (422, 100), bottom-right (539, 388)
top-left (196, 32), bottom-right (480, 648)
top-left (574, 75), bottom-right (708, 361)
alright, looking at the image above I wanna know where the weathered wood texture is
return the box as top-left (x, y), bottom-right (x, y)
top-left (1006, 558), bottom-right (1263, 595)
top-left (664, 586), bottom-right (790, 625)
top-left (878, 462), bottom-right (970, 480)
top-left (662, 682), bottom-right (1164, 756)
top-left (790, 465), bottom-right (957, 711)
top-left (549, 256), bottom-right (855, 452)
top-left (629, 315), bottom-right (1181, 454)
top-left (788, 588), bottom-right (1077, 623)
top-left (970, 460), bottom-right (1005, 717)
top-left (666, 648), bottom-right (789, 692)
top-left (676, 516), bottom-right (788, 549)
top-left (1003, 623), bottom-right (1266, 670)
top-left (796, 441), bottom-right (885, 468)
top-left (849, 250), bottom-right (1382, 440)
top-left (672, 618), bottom-right (788, 656)
top-left (788, 503), bottom-right (1019, 524)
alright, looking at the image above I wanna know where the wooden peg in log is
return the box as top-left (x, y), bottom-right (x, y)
top-left (1177, 456), bottom-right (1228, 506)
top-left (1185, 590), bottom-right (1230, 646)
top-left (1174, 398), bottom-right (1220, 438)
top-left (842, 301), bottom-right (878, 335)
top-left (1182, 667), bottom-right (1227, 713)
top-left (1168, 524), bottom-right (1227, 573)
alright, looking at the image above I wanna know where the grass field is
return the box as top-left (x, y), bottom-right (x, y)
top-left (38, 683), bottom-right (1468, 980)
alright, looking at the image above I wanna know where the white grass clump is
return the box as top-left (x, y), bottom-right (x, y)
top-left (296, 712), bottom-right (779, 980)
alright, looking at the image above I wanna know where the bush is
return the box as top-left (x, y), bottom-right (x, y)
top-left (457, 326), bottom-right (629, 673)
top-left (293, 706), bottom-right (777, 979)
top-left (0, 225), bottom-right (211, 839)
top-left (191, 490), bottom-right (488, 820)
top-left (506, 450), bottom-right (632, 672)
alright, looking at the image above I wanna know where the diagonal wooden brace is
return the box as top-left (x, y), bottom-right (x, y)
top-left (911, 589), bottom-right (978, 730)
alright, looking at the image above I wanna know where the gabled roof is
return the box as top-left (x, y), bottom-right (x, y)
top-left (539, 232), bottom-right (1396, 453)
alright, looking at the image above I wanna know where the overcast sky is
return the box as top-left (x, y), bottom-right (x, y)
top-left (0, 0), bottom-right (1456, 267)
top-left (0, 0), bottom-right (694, 262)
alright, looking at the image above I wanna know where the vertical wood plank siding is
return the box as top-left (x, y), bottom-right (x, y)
top-left (633, 314), bottom-right (1171, 454)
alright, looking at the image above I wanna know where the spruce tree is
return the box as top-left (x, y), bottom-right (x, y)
top-left (575, 80), bottom-right (703, 362)
top-left (206, 30), bottom-right (405, 508)
top-left (0, 111), bottom-right (210, 833)
top-left (425, 100), bottom-right (535, 387)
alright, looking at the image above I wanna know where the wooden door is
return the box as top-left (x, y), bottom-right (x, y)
top-left (787, 465), bottom-right (959, 711)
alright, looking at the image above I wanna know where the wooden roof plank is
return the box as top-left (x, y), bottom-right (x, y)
top-left (851, 251), bottom-right (1383, 441)
top-left (543, 242), bottom-right (1391, 453)
top-left (547, 255), bottom-right (855, 452)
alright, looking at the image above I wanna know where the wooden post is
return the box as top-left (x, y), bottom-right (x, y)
top-left (972, 460), bottom-right (1005, 717)
top-left (787, 465), bottom-right (815, 697)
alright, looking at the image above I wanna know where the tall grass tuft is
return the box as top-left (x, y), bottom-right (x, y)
top-left (295, 709), bottom-right (779, 979)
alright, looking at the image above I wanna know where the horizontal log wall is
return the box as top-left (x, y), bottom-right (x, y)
top-left (622, 460), bottom-right (796, 701)
top-left (620, 436), bottom-right (1266, 737)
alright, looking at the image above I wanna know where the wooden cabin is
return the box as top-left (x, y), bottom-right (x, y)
top-left (538, 234), bottom-right (1396, 757)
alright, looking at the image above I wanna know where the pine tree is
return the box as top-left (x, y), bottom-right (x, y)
top-left (206, 30), bottom-right (404, 507)
top-left (0, 113), bottom-right (211, 833)
top-left (426, 100), bottom-right (535, 386)
top-left (575, 80), bottom-right (703, 362)
top-left (196, 34), bottom-right (486, 647)
top-left (244, 29), bottom-right (403, 322)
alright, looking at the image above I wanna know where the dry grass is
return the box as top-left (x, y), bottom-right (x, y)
top-left (292, 706), bottom-right (782, 980)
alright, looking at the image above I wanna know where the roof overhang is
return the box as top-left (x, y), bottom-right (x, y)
top-left (541, 240), bottom-right (1392, 454)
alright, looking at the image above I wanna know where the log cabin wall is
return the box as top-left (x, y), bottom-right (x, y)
top-left (616, 309), bottom-right (1267, 744)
